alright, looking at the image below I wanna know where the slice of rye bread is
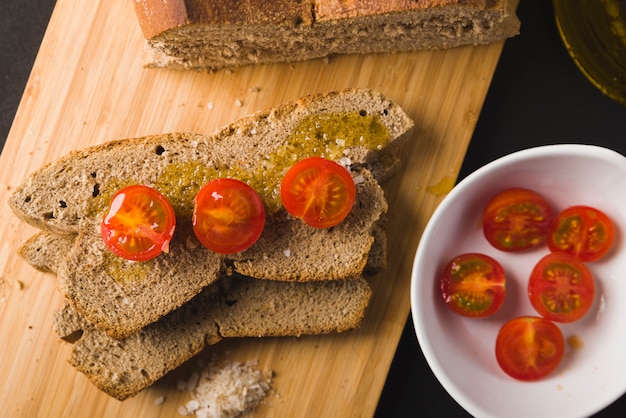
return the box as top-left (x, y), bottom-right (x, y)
top-left (19, 233), bottom-right (373, 401)
top-left (54, 276), bottom-right (372, 401)
top-left (9, 89), bottom-right (409, 339)
top-left (134, 0), bottom-right (520, 71)
top-left (9, 88), bottom-right (412, 235)
top-left (19, 224), bottom-right (387, 280)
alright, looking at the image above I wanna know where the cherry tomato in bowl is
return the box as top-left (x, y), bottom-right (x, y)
top-left (439, 253), bottom-right (506, 318)
top-left (280, 157), bottom-right (356, 228)
top-left (495, 316), bottom-right (564, 381)
top-left (193, 178), bottom-right (265, 254)
top-left (483, 188), bottom-right (554, 252)
top-left (101, 184), bottom-right (176, 262)
top-left (548, 205), bottom-right (615, 262)
top-left (528, 252), bottom-right (595, 323)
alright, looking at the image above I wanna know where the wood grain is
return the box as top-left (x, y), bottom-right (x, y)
top-left (0, 0), bottom-right (510, 416)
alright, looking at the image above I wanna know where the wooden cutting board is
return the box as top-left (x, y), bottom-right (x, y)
top-left (0, 0), bottom-right (512, 416)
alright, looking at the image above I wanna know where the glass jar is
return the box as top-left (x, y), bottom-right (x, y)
top-left (554, 0), bottom-right (626, 106)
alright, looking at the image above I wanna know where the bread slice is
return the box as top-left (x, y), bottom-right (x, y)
top-left (56, 229), bottom-right (223, 339)
top-left (20, 219), bottom-right (387, 282)
top-left (17, 231), bottom-right (75, 274)
top-left (9, 89), bottom-right (411, 234)
top-left (134, 0), bottom-right (520, 71)
top-left (52, 274), bottom-right (371, 401)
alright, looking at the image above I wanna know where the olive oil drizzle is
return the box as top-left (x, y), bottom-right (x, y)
top-left (89, 112), bottom-right (390, 218)
top-left (155, 111), bottom-right (390, 216)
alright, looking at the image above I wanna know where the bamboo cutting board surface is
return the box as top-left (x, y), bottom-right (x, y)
top-left (0, 0), bottom-right (512, 416)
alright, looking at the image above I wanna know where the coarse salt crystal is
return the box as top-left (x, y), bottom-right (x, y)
top-left (353, 174), bottom-right (365, 185)
top-left (186, 399), bottom-right (200, 412)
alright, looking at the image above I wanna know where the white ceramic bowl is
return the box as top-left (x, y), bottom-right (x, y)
top-left (411, 144), bottom-right (626, 418)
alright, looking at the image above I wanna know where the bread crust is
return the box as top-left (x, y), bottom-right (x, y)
top-left (136, 0), bottom-right (499, 37)
top-left (134, 0), bottom-right (316, 38)
top-left (134, 0), bottom-right (190, 39)
top-left (315, 0), bottom-right (491, 21)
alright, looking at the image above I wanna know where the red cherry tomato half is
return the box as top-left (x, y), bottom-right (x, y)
top-left (528, 252), bottom-right (595, 323)
top-left (482, 188), bottom-right (554, 252)
top-left (280, 157), bottom-right (356, 228)
top-left (495, 316), bottom-right (564, 381)
top-left (439, 253), bottom-right (506, 318)
top-left (548, 205), bottom-right (615, 262)
top-left (193, 178), bottom-right (265, 254)
top-left (101, 185), bottom-right (176, 262)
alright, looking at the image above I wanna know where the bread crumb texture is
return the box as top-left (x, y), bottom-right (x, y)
top-left (177, 358), bottom-right (273, 418)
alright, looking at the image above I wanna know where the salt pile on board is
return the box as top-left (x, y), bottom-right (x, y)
top-left (178, 358), bottom-right (273, 418)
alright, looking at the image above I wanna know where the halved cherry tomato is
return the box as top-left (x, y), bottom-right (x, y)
top-left (483, 188), bottom-right (554, 252)
top-left (280, 157), bottom-right (356, 228)
top-left (193, 178), bottom-right (265, 254)
top-left (439, 253), bottom-right (506, 318)
top-left (495, 316), bottom-right (564, 381)
top-left (528, 252), bottom-right (595, 323)
top-left (101, 185), bottom-right (176, 262)
top-left (548, 205), bottom-right (615, 262)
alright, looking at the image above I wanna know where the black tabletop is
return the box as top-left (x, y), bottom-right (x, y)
top-left (2, 1), bottom-right (626, 417)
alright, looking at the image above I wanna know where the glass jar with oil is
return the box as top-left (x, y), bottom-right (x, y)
top-left (554, 0), bottom-right (626, 106)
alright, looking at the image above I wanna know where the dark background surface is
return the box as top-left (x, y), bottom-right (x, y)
top-left (2, 1), bottom-right (626, 416)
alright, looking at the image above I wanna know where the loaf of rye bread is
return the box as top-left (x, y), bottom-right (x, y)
top-left (134, 0), bottom-right (520, 71)
top-left (9, 89), bottom-right (412, 340)
top-left (20, 231), bottom-right (374, 400)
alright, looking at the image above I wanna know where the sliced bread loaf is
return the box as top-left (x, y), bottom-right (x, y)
top-left (134, 0), bottom-right (520, 71)
top-left (52, 274), bottom-right (371, 401)
top-left (54, 168), bottom-right (384, 339)
top-left (9, 89), bottom-right (409, 339)
top-left (22, 231), bottom-right (373, 399)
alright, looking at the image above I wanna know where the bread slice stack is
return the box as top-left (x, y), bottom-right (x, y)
top-left (133, 0), bottom-right (520, 71)
top-left (9, 89), bottom-right (414, 400)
